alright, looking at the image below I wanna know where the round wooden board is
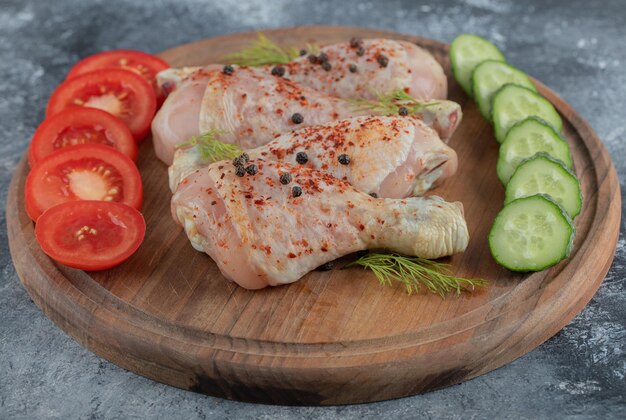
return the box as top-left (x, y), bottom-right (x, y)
top-left (7, 26), bottom-right (621, 405)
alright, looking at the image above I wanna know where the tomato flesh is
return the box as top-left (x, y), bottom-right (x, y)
top-left (46, 68), bottom-right (156, 140)
top-left (64, 158), bottom-right (124, 199)
top-left (35, 201), bottom-right (146, 270)
top-left (55, 126), bottom-right (110, 146)
top-left (25, 144), bottom-right (142, 221)
top-left (66, 50), bottom-right (169, 104)
top-left (75, 82), bottom-right (130, 114)
top-left (29, 108), bottom-right (137, 166)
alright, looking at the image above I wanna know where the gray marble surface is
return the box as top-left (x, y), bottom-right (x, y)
top-left (1, 0), bottom-right (625, 418)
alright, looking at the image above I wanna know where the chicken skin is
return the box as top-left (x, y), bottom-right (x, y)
top-left (152, 66), bottom-right (461, 164)
top-left (169, 116), bottom-right (458, 198)
top-left (158, 38), bottom-right (447, 101)
top-left (171, 159), bottom-right (469, 289)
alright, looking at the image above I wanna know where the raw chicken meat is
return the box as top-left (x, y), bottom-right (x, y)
top-left (158, 38), bottom-right (447, 101)
top-left (152, 66), bottom-right (461, 164)
top-left (150, 78), bottom-right (205, 160)
top-left (169, 116), bottom-right (458, 198)
top-left (171, 159), bottom-right (469, 289)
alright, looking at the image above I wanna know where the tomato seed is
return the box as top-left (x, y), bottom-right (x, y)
top-left (75, 225), bottom-right (98, 241)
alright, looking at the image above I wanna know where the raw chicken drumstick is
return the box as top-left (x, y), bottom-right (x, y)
top-left (169, 116), bottom-right (458, 197)
top-left (171, 159), bottom-right (469, 289)
top-left (152, 66), bottom-right (461, 164)
top-left (158, 38), bottom-right (447, 101)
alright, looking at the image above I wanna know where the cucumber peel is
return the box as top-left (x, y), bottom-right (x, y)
top-left (471, 61), bottom-right (536, 120)
top-left (489, 194), bottom-right (575, 272)
top-left (450, 34), bottom-right (506, 96)
top-left (505, 153), bottom-right (582, 218)
top-left (492, 84), bottom-right (563, 143)
top-left (496, 116), bottom-right (573, 184)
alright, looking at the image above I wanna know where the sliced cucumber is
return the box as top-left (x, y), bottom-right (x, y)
top-left (471, 61), bottom-right (536, 120)
top-left (505, 154), bottom-right (582, 218)
top-left (496, 117), bottom-right (572, 184)
top-left (489, 194), bottom-right (574, 272)
top-left (450, 34), bottom-right (506, 96)
top-left (492, 84), bottom-right (563, 143)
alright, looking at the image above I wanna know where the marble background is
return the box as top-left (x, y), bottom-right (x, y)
top-left (1, 0), bottom-right (624, 418)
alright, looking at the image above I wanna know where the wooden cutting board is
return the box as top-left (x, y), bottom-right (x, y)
top-left (6, 26), bottom-right (621, 405)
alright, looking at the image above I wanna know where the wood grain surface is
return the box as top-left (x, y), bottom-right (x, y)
top-left (6, 26), bottom-right (621, 405)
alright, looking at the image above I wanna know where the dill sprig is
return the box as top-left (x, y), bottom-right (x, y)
top-left (224, 33), bottom-right (318, 67)
top-left (348, 89), bottom-right (440, 116)
top-left (176, 130), bottom-right (242, 162)
top-left (347, 253), bottom-right (488, 297)
top-left (306, 43), bottom-right (321, 55)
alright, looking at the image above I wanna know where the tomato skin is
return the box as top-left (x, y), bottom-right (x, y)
top-left (25, 144), bottom-right (143, 221)
top-left (29, 108), bottom-right (138, 166)
top-left (35, 201), bottom-right (146, 271)
top-left (46, 68), bottom-right (157, 140)
top-left (66, 50), bottom-right (170, 106)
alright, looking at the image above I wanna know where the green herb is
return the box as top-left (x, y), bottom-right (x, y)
top-left (347, 253), bottom-right (487, 297)
top-left (348, 89), bottom-right (440, 116)
top-left (224, 33), bottom-right (319, 67)
top-left (306, 43), bottom-right (321, 55)
top-left (176, 130), bottom-right (242, 162)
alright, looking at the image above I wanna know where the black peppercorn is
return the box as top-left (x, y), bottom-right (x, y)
top-left (271, 65), bottom-right (285, 77)
top-left (377, 54), bottom-right (389, 68)
top-left (296, 151), bottom-right (308, 164)
top-left (291, 113), bottom-right (304, 124)
top-left (235, 166), bottom-right (246, 177)
top-left (245, 164), bottom-right (257, 175)
top-left (356, 46), bottom-right (365, 56)
top-left (338, 154), bottom-right (350, 165)
top-left (292, 185), bottom-right (303, 197)
top-left (350, 37), bottom-right (362, 48)
top-left (222, 65), bottom-right (234, 75)
top-left (307, 54), bottom-right (318, 64)
top-left (398, 106), bottom-right (409, 116)
top-left (369, 192), bottom-right (378, 198)
top-left (322, 61), bottom-right (332, 71)
top-left (279, 172), bottom-right (292, 185)
top-left (318, 52), bottom-right (329, 63)
top-left (299, 49), bottom-right (307, 56)
top-left (232, 156), bottom-right (244, 167)
top-left (240, 152), bottom-right (250, 163)
top-left (348, 64), bottom-right (357, 73)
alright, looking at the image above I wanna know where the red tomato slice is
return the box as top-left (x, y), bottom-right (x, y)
top-left (66, 50), bottom-right (170, 105)
top-left (46, 68), bottom-right (156, 140)
top-left (29, 108), bottom-right (138, 166)
top-left (35, 201), bottom-right (146, 271)
top-left (25, 144), bottom-right (143, 221)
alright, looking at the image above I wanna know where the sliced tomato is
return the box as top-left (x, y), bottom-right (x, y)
top-left (29, 108), bottom-right (137, 166)
top-left (35, 201), bottom-right (146, 271)
top-left (66, 50), bottom-right (170, 105)
top-left (25, 144), bottom-right (143, 221)
top-left (46, 68), bottom-right (156, 140)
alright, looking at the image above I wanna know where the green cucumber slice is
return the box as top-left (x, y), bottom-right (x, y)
top-left (492, 84), bottom-right (563, 143)
top-left (496, 117), bottom-right (572, 184)
top-left (471, 61), bottom-right (536, 120)
top-left (450, 34), bottom-right (505, 96)
top-left (505, 153), bottom-right (582, 218)
top-left (489, 194), bottom-right (575, 272)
